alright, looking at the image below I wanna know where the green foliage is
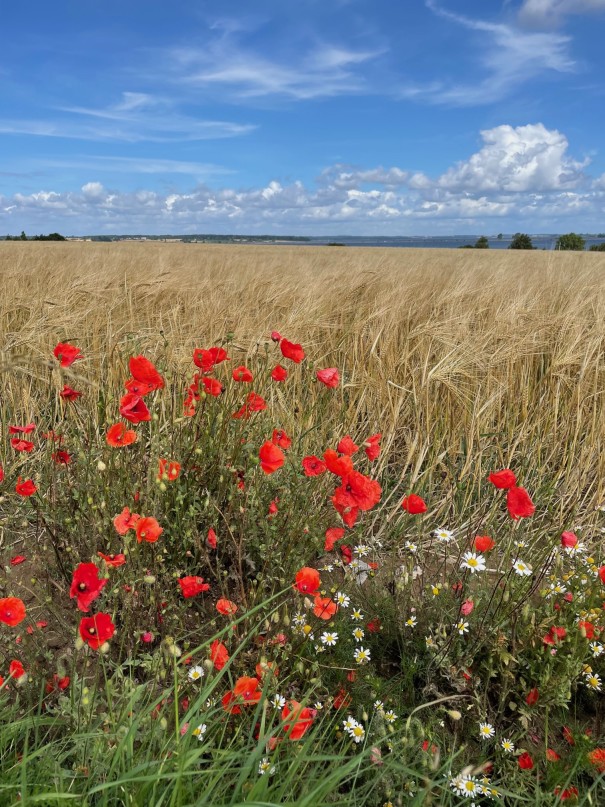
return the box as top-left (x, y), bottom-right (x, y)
top-left (509, 233), bottom-right (534, 250)
top-left (474, 235), bottom-right (489, 249)
top-left (556, 233), bottom-right (586, 251)
top-left (589, 242), bottom-right (605, 252)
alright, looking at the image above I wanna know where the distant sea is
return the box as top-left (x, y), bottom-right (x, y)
top-left (275, 235), bottom-right (605, 250)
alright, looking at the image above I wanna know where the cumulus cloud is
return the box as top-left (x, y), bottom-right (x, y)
top-left (2, 123), bottom-right (603, 234)
top-left (438, 123), bottom-right (588, 192)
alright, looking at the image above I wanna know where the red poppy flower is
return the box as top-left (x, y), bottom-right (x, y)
top-left (52, 450), bottom-right (71, 465)
top-left (401, 494), bottom-right (427, 514)
top-left (323, 449), bottom-right (354, 477)
top-left (45, 674), bottom-right (70, 693)
top-left (599, 566), bottom-right (605, 584)
top-left (364, 433), bottom-right (382, 461)
top-left (9, 423), bottom-right (36, 435)
top-left (578, 620), bottom-right (595, 639)
top-left (9, 660), bottom-right (25, 679)
top-left (119, 393), bottom-right (151, 424)
top-left (282, 701), bottom-right (315, 740)
top-left (554, 786), bottom-right (578, 801)
top-left (210, 639), bottom-right (230, 670)
top-left (546, 748), bottom-right (561, 762)
top-left (302, 455), bottom-right (327, 476)
top-left (333, 471), bottom-right (382, 512)
top-left (474, 535), bottom-right (495, 552)
top-left (280, 339), bottom-right (305, 364)
top-left (136, 517), bottom-right (163, 543)
top-left (268, 499), bottom-right (278, 515)
top-left (10, 555), bottom-right (26, 566)
top-left (232, 365), bottom-right (253, 382)
top-left (525, 687), bottom-right (539, 706)
top-left (15, 477), bottom-right (37, 497)
top-left (259, 441), bottom-right (284, 474)
top-left (60, 385), bottom-right (83, 401)
top-left (0, 597), bottom-right (26, 626)
top-left (518, 752), bottom-right (534, 770)
top-left (272, 429), bottom-right (291, 449)
top-left (106, 423), bottom-right (137, 447)
top-left (561, 531), bottom-right (577, 548)
top-left (97, 552), bottom-right (126, 567)
top-left (78, 612), bottom-right (115, 649)
top-left (233, 392), bottom-right (267, 419)
top-left (367, 618), bottom-right (382, 633)
top-left (294, 567), bottom-right (320, 594)
top-left (340, 544), bottom-right (352, 564)
top-left (488, 468), bottom-right (517, 489)
top-left (129, 355), bottom-right (164, 391)
top-left (216, 598), bottom-right (238, 616)
top-left (201, 376), bottom-right (224, 396)
top-left (338, 505), bottom-right (359, 528)
top-left (324, 527), bottom-right (345, 551)
top-left (158, 459), bottom-right (181, 481)
top-left (53, 342), bottom-right (83, 367)
top-left (124, 378), bottom-right (154, 396)
top-left (70, 563), bottom-right (109, 612)
top-left (461, 599), bottom-right (474, 615)
top-left (333, 687), bottom-right (352, 709)
top-left (207, 528), bottom-right (217, 549)
top-left (230, 676), bottom-right (262, 708)
top-left (178, 576), bottom-right (210, 598)
top-left (313, 595), bottom-right (338, 620)
top-left (271, 365), bottom-right (288, 382)
top-left (316, 368), bottom-right (339, 388)
top-left (0, 464), bottom-right (3, 483)
top-left (271, 330), bottom-right (282, 342)
top-left (113, 506), bottom-right (140, 535)
top-left (588, 748), bottom-right (605, 772)
top-left (507, 486), bottom-right (535, 519)
top-left (11, 438), bottom-right (34, 452)
top-left (337, 436), bottom-right (358, 456)
top-left (562, 726), bottom-right (575, 745)
top-left (193, 347), bottom-right (229, 373)
top-left (543, 626), bottom-right (567, 645)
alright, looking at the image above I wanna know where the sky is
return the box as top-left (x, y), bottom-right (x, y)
top-left (1, 0), bottom-right (605, 236)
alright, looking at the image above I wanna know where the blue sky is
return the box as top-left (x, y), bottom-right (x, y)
top-left (1, 0), bottom-right (605, 235)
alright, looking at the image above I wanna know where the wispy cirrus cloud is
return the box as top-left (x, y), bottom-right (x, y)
top-left (398, 1), bottom-right (575, 106)
top-left (0, 92), bottom-right (256, 143)
top-left (163, 30), bottom-right (384, 100)
top-left (518, 0), bottom-right (605, 28)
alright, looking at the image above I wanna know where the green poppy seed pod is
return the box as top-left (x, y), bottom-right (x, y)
top-left (143, 575), bottom-right (156, 584)
top-left (160, 717), bottom-right (168, 730)
top-left (447, 710), bottom-right (462, 721)
top-left (100, 642), bottom-right (110, 654)
top-left (87, 497), bottom-right (93, 505)
top-left (82, 696), bottom-right (89, 706)
top-left (271, 611), bottom-right (280, 623)
top-left (203, 659), bottom-right (214, 672)
top-left (362, 710), bottom-right (369, 721)
top-left (195, 447), bottom-right (203, 455)
top-left (159, 482), bottom-right (167, 493)
top-left (97, 460), bottom-right (106, 472)
top-left (503, 589), bottom-right (510, 603)
top-left (75, 636), bottom-right (85, 651)
top-left (152, 413), bottom-right (159, 421)
top-left (282, 614), bottom-right (290, 627)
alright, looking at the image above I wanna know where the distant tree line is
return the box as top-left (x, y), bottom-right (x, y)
top-left (4, 231), bottom-right (66, 241)
top-left (460, 232), bottom-right (605, 251)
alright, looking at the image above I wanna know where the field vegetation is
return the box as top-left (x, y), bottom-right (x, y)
top-left (1, 242), bottom-right (605, 805)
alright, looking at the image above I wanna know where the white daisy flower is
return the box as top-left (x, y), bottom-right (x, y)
top-left (383, 710), bottom-right (397, 723)
top-left (405, 615), bottom-right (417, 628)
top-left (453, 621), bottom-right (469, 635)
top-left (347, 723), bottom-right (366, 743)
top-left (585, 673), bottom-right (602, 691)
top-left (354, 646), bottom-right (371, 664)
top-left (501, 738), bottom-right (515, 752)
top-left (590, 642), bottom-right (604, 658)
top-left (335, 592), bottom-right (350, 607)
top-left (478, 722), bottom-right (495, 740)
top-left (320, 631), bottom-right (338, 647)
top-left (434, 528), bottom-right (454, 542)
top-left (271, 694), bottom-right (286, 709)
top-left (513, 559), bottom-right (532, 577)
top-left (352, 627), bottom-right (365, 642)
top-left (350, 609), bottom-right (364, 621)
top-left (192, 723), bottom-right (207, 740)
top-left (405, 541), bottom-right (418, 553)
top-left (460, 551), bottom-right (486, 573)
top-left (354, 544), bottom-right (370, 557)
top-left (188, 666), bottom-right (204, 682)
top-left (258, 757), bottom-right (276, 775)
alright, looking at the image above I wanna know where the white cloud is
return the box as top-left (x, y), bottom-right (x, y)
top-left (2, 123), bottom-right (603, 234)
top-left (519, 0), bottom-right (605, 27)
top-left (172, 41), bottom-right (383, 100)
top-left (0, 92), bottom-right (256, 143)
top-left (404, 2), bottom-right (575, 105)
top-left (438, 123), bottom-right (588, 192)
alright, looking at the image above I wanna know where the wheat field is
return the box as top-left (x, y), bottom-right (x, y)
top-left (2, 241), bottom-right (605, 514)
